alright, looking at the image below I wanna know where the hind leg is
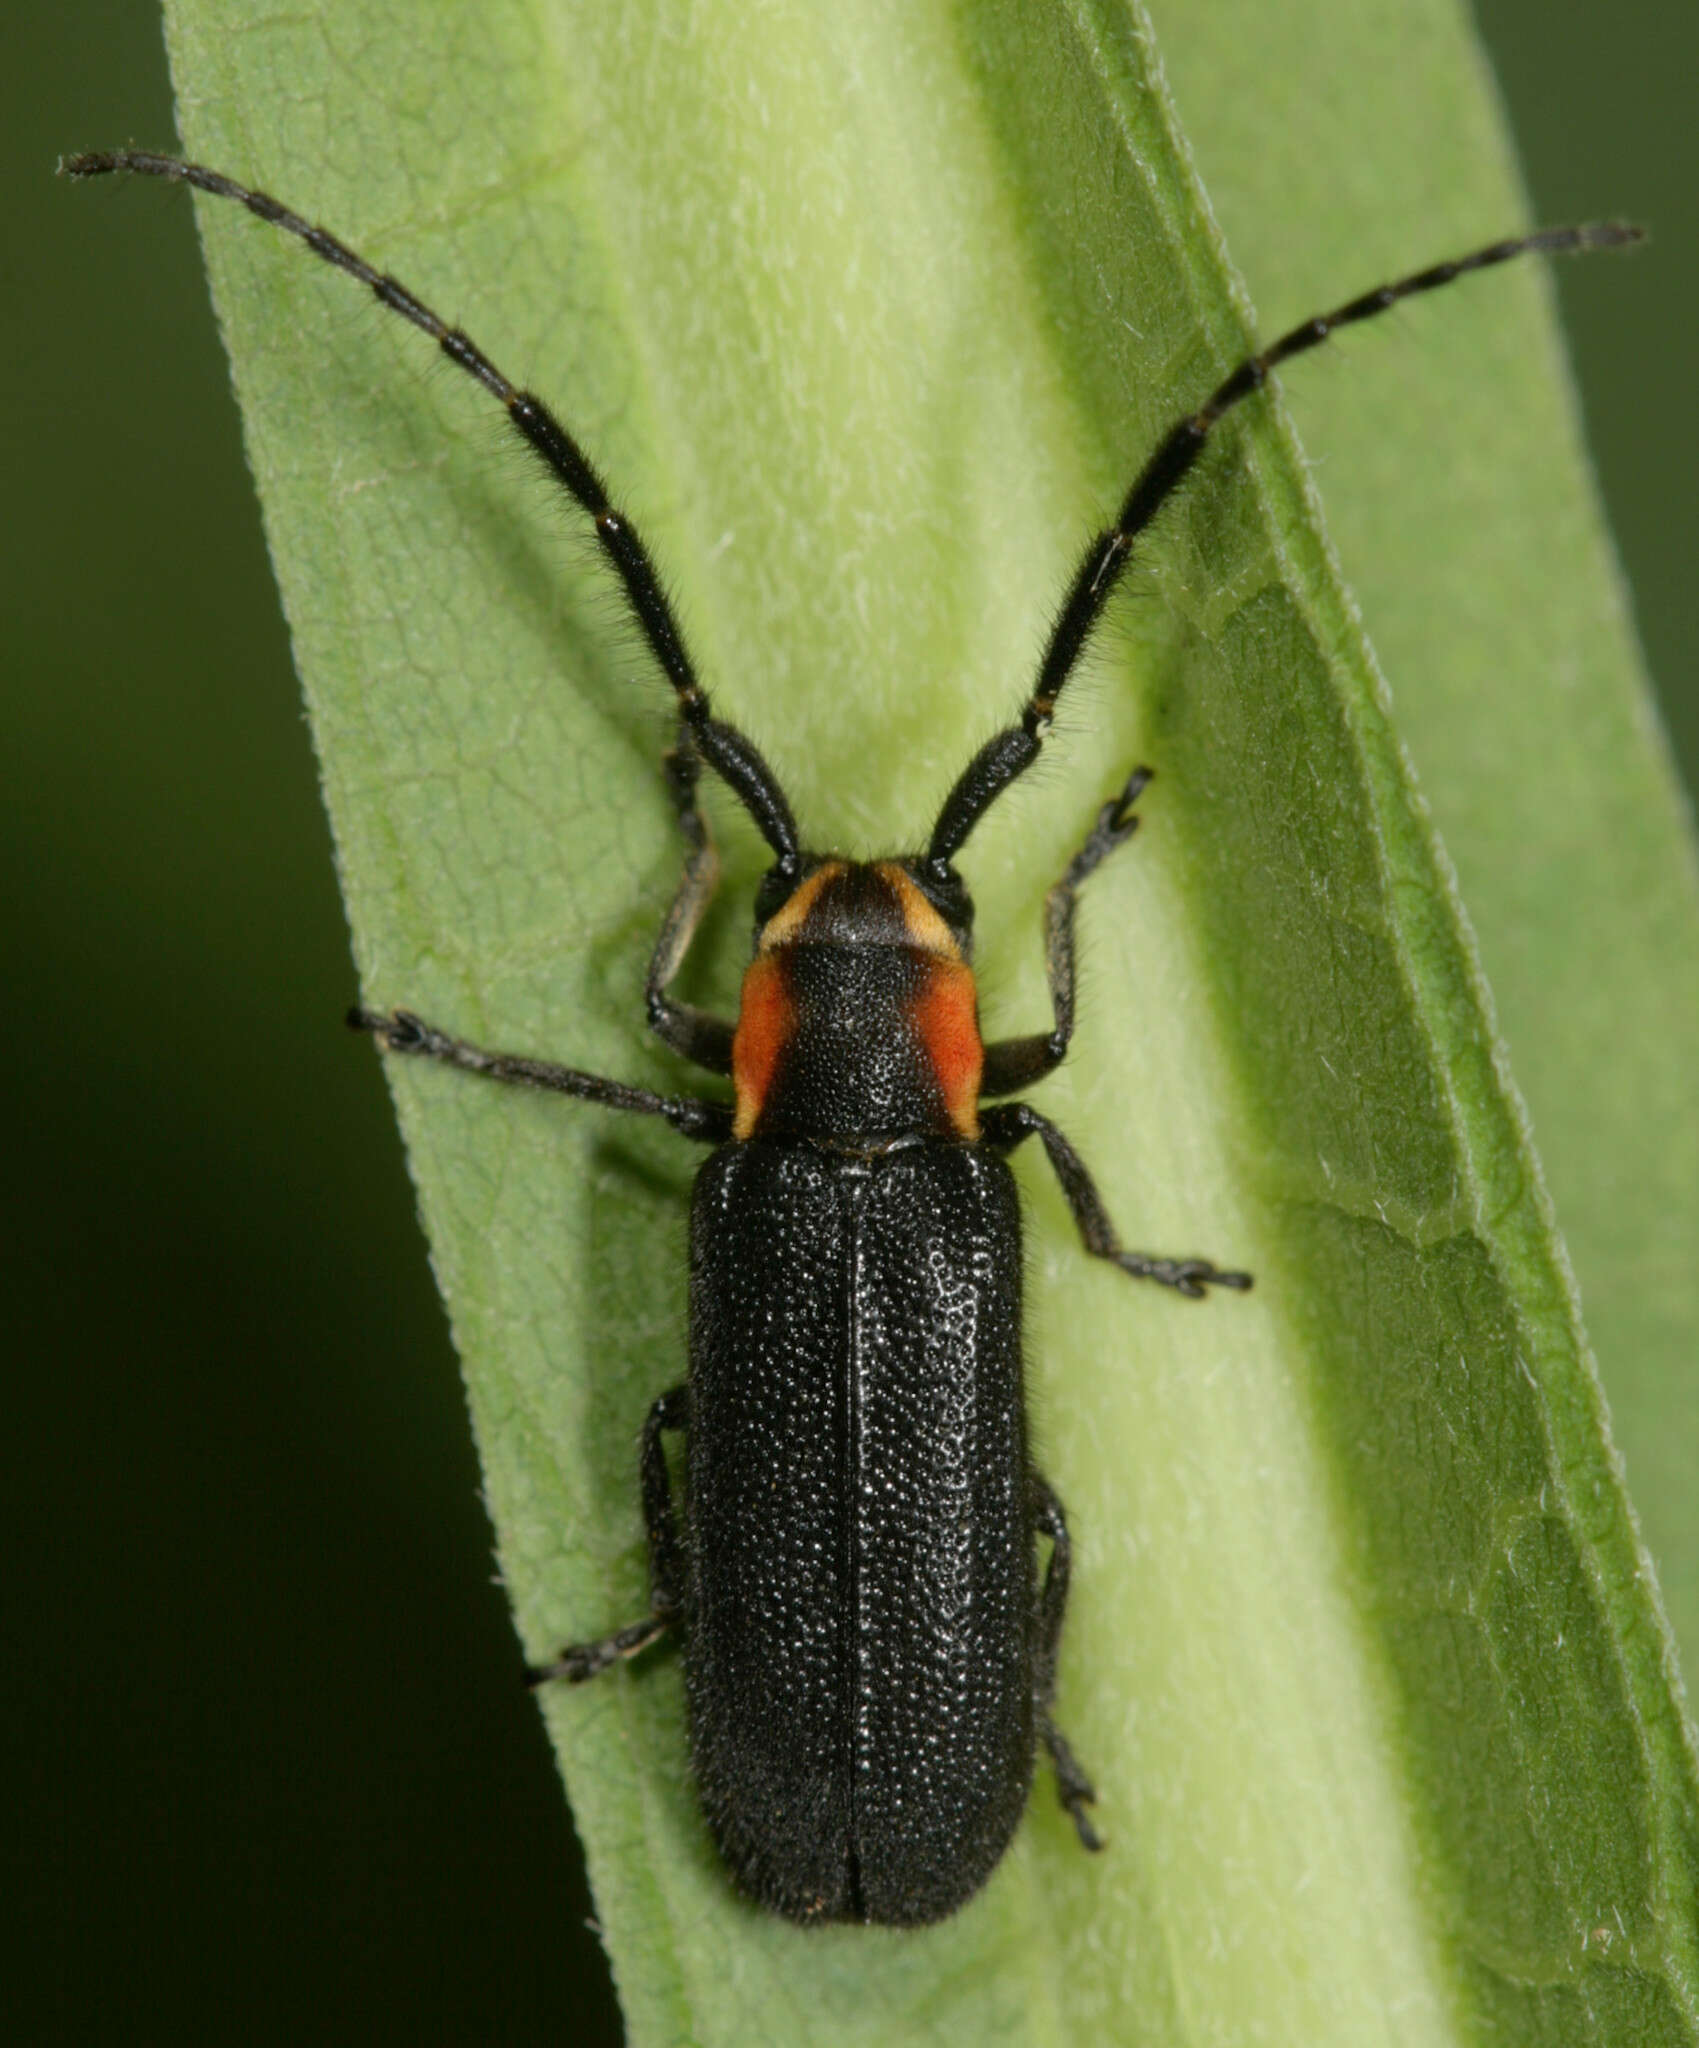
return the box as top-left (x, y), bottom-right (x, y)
top-left (1033, 1475), bottom-right (1102, 1852)
top-left (525, 1385), bottom-right (688, 1685)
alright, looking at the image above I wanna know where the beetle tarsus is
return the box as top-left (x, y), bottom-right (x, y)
top-left (1043, 1717), bottom-right (1104, 1853)
top-left (1070, 765), bottom-right (1152, 881)
top-left (347, 1003), bottom-right (423, 1047)
top-left (525, 1610), bottom-right (674, 1688)
top-left (1112, 1252), bottom-right (1255, 1298)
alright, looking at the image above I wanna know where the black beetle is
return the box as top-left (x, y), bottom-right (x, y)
top-left (63, 148), bottom-right (1639, 1926)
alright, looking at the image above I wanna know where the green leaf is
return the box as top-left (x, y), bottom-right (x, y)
top-left (1148, 0), bottom-right (1699, 1752)
top-left (155, 0), bottom-right (1699, 2040)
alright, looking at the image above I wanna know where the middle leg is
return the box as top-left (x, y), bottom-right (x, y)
top-left (349, 1007), bottom-right (731, 1143)
top-left (983, 1101), bottom-right (1251, 1296)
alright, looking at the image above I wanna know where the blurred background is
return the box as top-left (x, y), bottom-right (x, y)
top-left (5, 3), bottom-right (1694, 2041)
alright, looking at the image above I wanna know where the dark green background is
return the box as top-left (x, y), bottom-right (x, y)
top-left (6, 4), bottom-right (1693, 2041)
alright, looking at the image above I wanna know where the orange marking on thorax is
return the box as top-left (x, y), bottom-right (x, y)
top-left (911, 956), bottom-right (984, 1140)
top-left (731, 952), bottom-right (794, 1140)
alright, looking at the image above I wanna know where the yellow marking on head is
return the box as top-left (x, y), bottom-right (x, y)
top-left (878, 865), bottom-right (965, 962)
top-left (754, 862), bottom-right (846, 953)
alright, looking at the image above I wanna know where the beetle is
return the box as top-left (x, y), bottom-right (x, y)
top-left (64, 148), bottom-right (1639, 1926)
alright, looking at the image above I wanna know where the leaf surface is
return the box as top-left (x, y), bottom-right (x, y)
top-left (157, 0), bottom-right (1699, 2040)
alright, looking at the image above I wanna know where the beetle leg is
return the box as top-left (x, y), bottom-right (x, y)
top-left (1032, 1476), bottom-right (1102, 1852)
top-left (1043, 1724), bottom-right (1103, 1855)
top-left (523, 1611), bottom-right (671, 1686)
top-left (349, 1007), bottom-right (732, 1142)
top-left (638, 1383), bottom-right (690, 1615)
top-left (982, 766), bottom-right (1151, 1097)
top-left (525, 1386), bottom-right (689, 1687)
top-left (646, 730), bottom-right (737, 1075)
top-left (982, 1102), bottom-right (1252, 1296)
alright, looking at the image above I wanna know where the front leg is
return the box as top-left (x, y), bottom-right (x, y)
top-left (350, 1006), bottom-right (731, 1143)
top-left (981, 766), bottom-right (1151, 1098)
top-left (982, 1101), bottom-right (1251, 1297)
top-left (645, 731), bottom-right (737, 1075)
